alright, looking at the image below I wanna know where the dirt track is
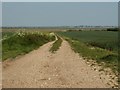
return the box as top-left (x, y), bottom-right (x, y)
top-left (2, 39), bottom-right (114, 88)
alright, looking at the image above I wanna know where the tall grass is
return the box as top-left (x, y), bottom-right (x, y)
top-left (2, 31), bottom-right (55, 61)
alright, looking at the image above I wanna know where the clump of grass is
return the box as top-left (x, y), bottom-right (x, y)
top-left (2, 31), bottom-right (55, 61)
top-left (50, 35), bottom-right (62, 53)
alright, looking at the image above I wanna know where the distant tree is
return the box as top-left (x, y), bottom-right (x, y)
top-left (107, 28), bottom-right (119, 32)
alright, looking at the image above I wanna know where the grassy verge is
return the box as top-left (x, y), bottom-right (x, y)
top-left (2, 31), bottom-right (55, 61)
top-left (49, 35), bottom-right (62, 53)
top-left (65, 37), bottom-right (118, 74)
top-left (58, 31), bottom-right (118, 74)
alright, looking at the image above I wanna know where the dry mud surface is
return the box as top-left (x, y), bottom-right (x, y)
top-left (2, 40), bottom-right (116, 88)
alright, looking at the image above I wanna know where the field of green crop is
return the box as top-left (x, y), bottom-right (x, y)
top-left (2, 31), bottom-right (55, 61)
top-left (58, 31), bottom-right (118, 52)
top-left (58, 31), bottom-right (118, 74)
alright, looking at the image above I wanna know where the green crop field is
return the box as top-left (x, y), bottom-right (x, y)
top-left (58, 30), bottom-right (118, 74)
top-left (58, 31), bottom-right (118, 52)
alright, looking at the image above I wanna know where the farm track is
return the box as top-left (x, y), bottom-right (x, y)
top-left (2, 38), bottom-right (113, 88)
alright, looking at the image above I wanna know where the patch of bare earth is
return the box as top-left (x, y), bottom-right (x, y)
top-left (2, 39), bottom-right (117, 88)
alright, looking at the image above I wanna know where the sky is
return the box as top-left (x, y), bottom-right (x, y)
top-left (2, 2), bottom-right (118, 27)
top-left (1, 0), bottom-right (120, 2)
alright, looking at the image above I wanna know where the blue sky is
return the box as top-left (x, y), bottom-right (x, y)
top-left (2, 2), bottom-right (118, 27)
